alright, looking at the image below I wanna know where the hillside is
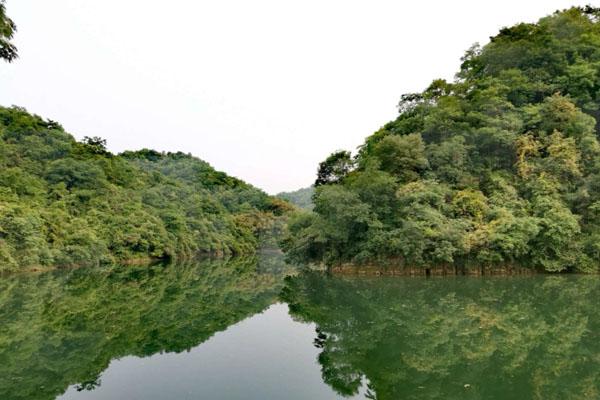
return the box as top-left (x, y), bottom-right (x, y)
top-left (283, 6), bottom-right (600, 273)
top-left (277, 186), bottom-right (314, 210)
top-left (0, 106), bottom-right (289, 272)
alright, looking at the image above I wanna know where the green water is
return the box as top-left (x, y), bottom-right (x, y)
top-left (1, 258), bottom-right (598, 400)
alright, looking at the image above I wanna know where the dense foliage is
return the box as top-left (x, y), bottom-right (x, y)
top-left (282, 272), bottom-right (600, 399)
top-left (277, 186), bottom-right (315, 210)
top-left (0, 256), bottom-right (291, 400)
top-left (0, 106), bottom-right (290, 271)
top-left (283, 7), bottom-right (600, 272)
top-left (0, 0), bottom-right (17, 62)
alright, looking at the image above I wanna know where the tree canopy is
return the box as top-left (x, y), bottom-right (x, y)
top-left (283, 7), bottom-right (600, 273)
top-left (0, 106), bottom-right (289, 271)
top-left (0, 0), bottom-right (17, 62)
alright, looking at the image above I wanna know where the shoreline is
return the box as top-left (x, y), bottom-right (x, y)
top-left (0, 256), bottom-right (164, 276)
top-left (0, 251), bottom-right (247, 276)
top-left (329, 264), bottom-right (543, 276)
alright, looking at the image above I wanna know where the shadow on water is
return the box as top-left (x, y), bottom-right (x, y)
top-left (0, 252), bottom-right (294, 400)
top-left (281, 272), bottom-right (600, 400)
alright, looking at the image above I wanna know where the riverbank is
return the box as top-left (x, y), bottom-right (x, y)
top-left (329, 263), bottom-right (540, 276)
top-left (0, 250), bottom-right (240, 276)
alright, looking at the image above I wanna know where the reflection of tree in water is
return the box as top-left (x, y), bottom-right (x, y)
top-left (0, 256), bottom-right (291, 400)
top-left (281, 273), bottom-right (600, 400)
top-left (256, 247), bottom-right (297, 275)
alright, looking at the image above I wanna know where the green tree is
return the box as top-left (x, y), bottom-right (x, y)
top-left (0, 106), bottom-right (290, 271)
top-left (315, 151), bottom-right (354, 186)
top-left (284, 7), bottom-right (600, 273)
top-left (0, 0), bottom-right (17, 62)
top-left (372, 133), bottom-right (428, 182)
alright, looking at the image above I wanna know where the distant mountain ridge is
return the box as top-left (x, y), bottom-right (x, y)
top-left (277, 186), bottom-right (314, 210)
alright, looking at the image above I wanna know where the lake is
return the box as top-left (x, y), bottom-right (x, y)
top-left (1, 255), bottom-right (599, 399)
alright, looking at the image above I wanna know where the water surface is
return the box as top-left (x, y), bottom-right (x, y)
top-left (282, 272), bottom-right (600, 399)
top-left (1, 259), bottom-right (599, 399)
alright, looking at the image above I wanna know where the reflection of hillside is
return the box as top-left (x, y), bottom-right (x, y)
top-left (281, 273), bottom-right (600, 400)
top-left (0, 257), bottom-right (288, 400)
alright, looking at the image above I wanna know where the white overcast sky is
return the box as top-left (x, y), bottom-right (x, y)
top-left (0, 1), bottom-right (593, 193)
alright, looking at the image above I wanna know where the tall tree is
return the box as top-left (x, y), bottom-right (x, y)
top-left (314, 150), bottom-right (354, 186)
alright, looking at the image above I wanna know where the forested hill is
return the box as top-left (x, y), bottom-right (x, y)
top-left (0, 106), bottom-right (290, 272)
top-left (283, 6), bottom-right (600, 273)
top-left (277, 186), bottom-right (314, 210)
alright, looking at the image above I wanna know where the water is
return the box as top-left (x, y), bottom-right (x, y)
top-left (1, 258), bottom-right (599, 400)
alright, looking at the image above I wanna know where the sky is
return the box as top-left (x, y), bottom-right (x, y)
top-left (0, 1), bottom-right (593, 194)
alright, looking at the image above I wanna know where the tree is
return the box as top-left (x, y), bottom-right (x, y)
top-left (0, 106), bottom-right (287, 271)
top-left (284, 7), bottom-right (600, 272)
top-left (315, 150), bottom-right (354, 186)
top-left (372, 133), bottom-right (428, 182)
top-left (77, 136), bottom-right (111, 156)
top-left (0, 0), bottom-right (17, 62)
